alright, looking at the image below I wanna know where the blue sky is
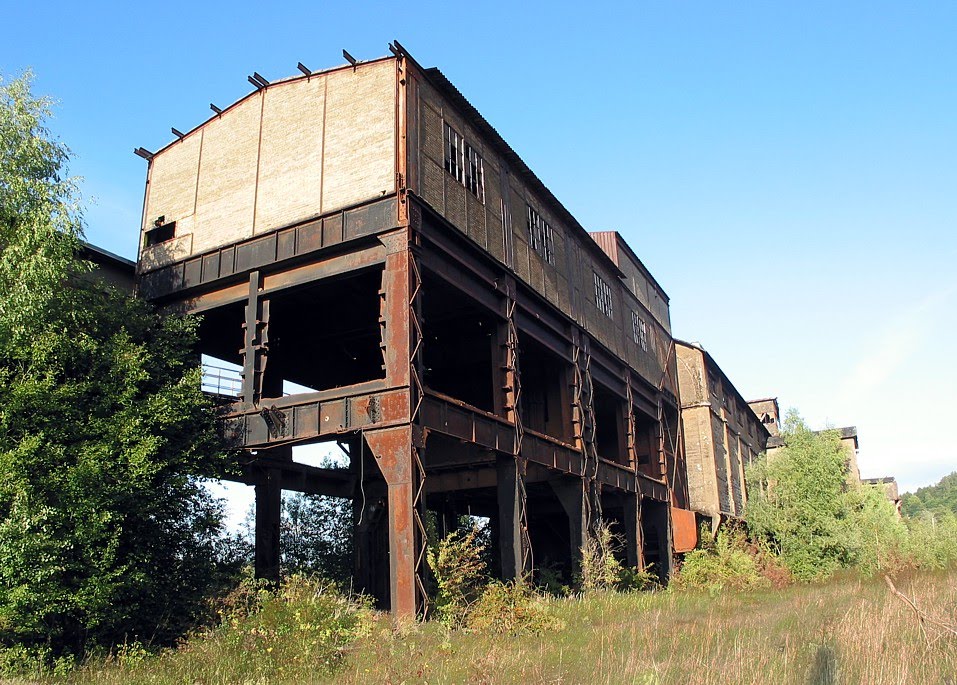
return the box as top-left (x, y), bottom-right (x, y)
top-left (4, 1), bottom-right (956, 495)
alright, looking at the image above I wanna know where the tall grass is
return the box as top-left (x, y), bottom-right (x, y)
top-left (52, 568), bottom-right (955, 684)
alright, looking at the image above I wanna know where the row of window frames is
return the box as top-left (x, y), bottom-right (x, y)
top-left (594, 272), bottom-right (652, 352)
top-left (444, 123), bottom-right (485, 201)
top-left (445, 121), bottom-right (561, 272)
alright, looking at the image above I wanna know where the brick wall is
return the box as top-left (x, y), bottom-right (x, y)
top-left (140, 58), bottom-right (396, 271)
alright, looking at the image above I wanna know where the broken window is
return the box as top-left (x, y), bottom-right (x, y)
top-left (145, 220), bottom-right (175, 247)
top-left (444, 123), bottom-right (463, 183)
top-left (632, 311), bottom-right (648, 351)
top-left (464, 142), bottom-right (484, 201)
top-left (594, 271), bottom-right (613, 318)
top-left (526, 205), bottom-right (554, 265)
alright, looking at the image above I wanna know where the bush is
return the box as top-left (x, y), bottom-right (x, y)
top-left (746, 413), bottom-right (861, 580)
top-left (672, 528), bottom-right (771, 594)
top-left (578, 520), bottom-right (654, 593)
top-left (579, 521), bottom-right (625, 592)
top-left (902, 510), bottom-right (957, 570)
top-left (427, 525), bottom-right (489, 627)
top-left (467, 581), bottom-right (563, 636)
top-left (172, 575), bottom-right (373, 681)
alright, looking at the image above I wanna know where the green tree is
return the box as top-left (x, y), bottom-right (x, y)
top-left (745, 411), bottom-right (902, 580)
top-left (901, 471), bottom-right (957, 518)
top-left (0, 72), bottom-right (234, 664)
top-left (281, 492), bottom-right (354, 584)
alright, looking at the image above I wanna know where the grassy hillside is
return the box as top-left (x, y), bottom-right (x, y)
top-left (35, 568), bottom-right (956, 685)
top-left (903, 471), bottom-right (957, 517)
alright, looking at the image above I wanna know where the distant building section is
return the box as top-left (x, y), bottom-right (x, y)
top-left (79, 242), bottom-right (136, 291)
top-left (747, 397), bottom-right (781, 437)
top-left (676, 341), bottom-right (772, 526)
top-left (863, 476), bottom-right (902, 515)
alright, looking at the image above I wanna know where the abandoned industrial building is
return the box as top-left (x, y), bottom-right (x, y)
top-left (676, 342), bottom-right (772, 528)
top-left (132, 44), bottom-right (698, 617)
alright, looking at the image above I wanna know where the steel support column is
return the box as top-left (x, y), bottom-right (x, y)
top-left (499, 281), bottom-right (531, 580)
top-left (363, 426), bottom-right (418, 619)
top-left (552, 478), bottom-right (587, 580)
top-left (241, 270), bottom-right (269, 407)
top-left (623, 492), bottom-right (645, 569)
top-left (254, 466), bottom-right (282, 582)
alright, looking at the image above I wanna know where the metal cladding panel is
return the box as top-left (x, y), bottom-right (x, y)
top-left (589, 231), bottom-right (619, 265)
top-left (671, 507), bottom-right (698, 553)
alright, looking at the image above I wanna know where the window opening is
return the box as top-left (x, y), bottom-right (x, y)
top-left (464, 142), bottom-right (484, 201)
top-left (444, 122), bottom-right (463, 183)
top-left (632, 311), bottom-right (648, 351)
top-left (526, 205), bottom-right (554, 265)
top-left (594, 272), bottom-right (613, 318)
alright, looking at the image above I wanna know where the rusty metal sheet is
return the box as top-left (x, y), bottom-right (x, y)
top-left (671, 506), bottom-right (698, 553)
top-left (277, 229), bottom-right (296, 261)
top-left (183, 258), bottom-right (203, 288)
top-left (292, 403), bottom-right (319, 438)
top-left (295, 219), bottom-right (322, 253)
top-left (322, 215), bottom-right (343, 245)
top-left (202, 252), bottom-right (221, 281)
top-left (345, 197), bottom-right (398, 240)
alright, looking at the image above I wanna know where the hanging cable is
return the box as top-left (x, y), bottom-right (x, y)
top-left (357, 431), bottom-right (367, 527)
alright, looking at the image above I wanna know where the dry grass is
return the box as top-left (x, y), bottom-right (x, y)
top-left (32, 568), bottom-right (957, 684)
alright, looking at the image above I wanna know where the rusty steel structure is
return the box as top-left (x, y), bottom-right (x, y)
top-left (134, 43), bottom-right (692, 618)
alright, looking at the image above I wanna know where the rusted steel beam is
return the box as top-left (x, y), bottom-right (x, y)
top-left (235, 459), bottom-right (355, 498)
top-left (241, 271), bottom-right (266, 406)
top-left (164, 241), bottom-right (387, 315)
top-left (138, 196), bottom-right (398, 301)
top-left (551, 477), bottom-right (588, 580)
top-left (424, 467), bottom-right (497, 493)
top-left (222, 387), bottom-right (411, 449)
top-left (623, 493), bottom-right (645, 569)
top-left (363, 426), bottom-right (417, 620)
top-left (637, 472), bottom-right (670, 502)
top-left (497, 455), bottom-right (528, 580)
top-left (379, 231), bottom-right (412, 388)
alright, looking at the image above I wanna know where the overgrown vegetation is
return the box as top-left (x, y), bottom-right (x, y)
top-left (426, 523), bottom-right (560, 635)
top-left (45, 567), bottom-right (957, 684)
top-left (672, 527), bottom-right (781, 593)
top-left (0, 72), bottom-right (235, 666)
top-left (745, 411), bottom-right (907, 581)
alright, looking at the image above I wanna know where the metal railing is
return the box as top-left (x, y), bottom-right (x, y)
top-left (201, 363), bottom-right (243, 398)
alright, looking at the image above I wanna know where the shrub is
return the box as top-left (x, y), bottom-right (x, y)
top-left (672, 528), bottom-right (770, 594)
top-left (427, 526), bottom-right (488, 627)
top-left (190, 575), bottom-right (373, 680)
top-left (746, 413), bottom-right (860, 580)
top-left (579, 520), bottom-right (625, 592)
top-left (902, 510), bottom-right (957, 570)
top-left (467, 581), bottom-right (563, 636)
